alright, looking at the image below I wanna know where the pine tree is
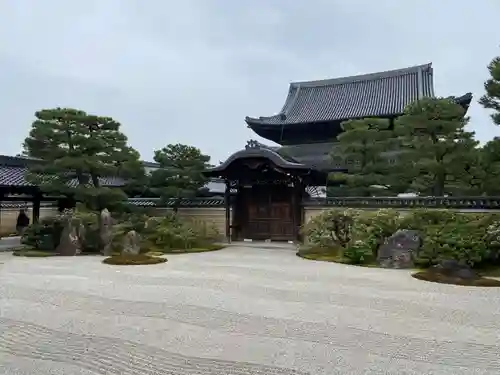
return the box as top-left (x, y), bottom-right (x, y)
top-left (458, 138), bottom-right (500, 195)
top-left (329, 118), bottom-right (400, 196)
top-left (394, 97), bottom-right (477, 196)
top-left (23, 108), bottom-right (145, 211)
top-left (150, 144), bottom-right (211, 210)
top-left (479, 55), bottom-right (500, 125)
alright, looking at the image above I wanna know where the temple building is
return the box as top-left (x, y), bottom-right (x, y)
top-left (204, 63), bottom-right (473, 242)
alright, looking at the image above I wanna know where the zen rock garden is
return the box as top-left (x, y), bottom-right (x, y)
top-left (13, 206), bottom-right (224, 265)
top-left (10, 204), bottom-right (500, 286)
top-left (298, 208), bottom-right (500, 287)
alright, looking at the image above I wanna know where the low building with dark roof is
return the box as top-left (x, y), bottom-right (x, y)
top-left (0, 154), bottom-right (227, 223)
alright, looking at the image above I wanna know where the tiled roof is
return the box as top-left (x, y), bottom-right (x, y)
top-left (278, 142), bottom-right (336, 169)
top-left (246, 64), bottom-right (436, 126)
top-left (206, 148), bottom-right (309, 177)
top-left (0, 155), bottom-right (228, 194)
top-left (0, 198), bottom-right (226, 209)
top-left (0, 164), bottom-right (126, 188)
top-left (0, 201), bottom-right (55, 209)
top-left (0, 165), bottom-right (31, 187)
top-left (128, 197), bottom-right (224, 207)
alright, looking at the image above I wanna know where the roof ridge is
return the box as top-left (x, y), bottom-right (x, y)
top-left (290, 63), bottom-right (432, 88)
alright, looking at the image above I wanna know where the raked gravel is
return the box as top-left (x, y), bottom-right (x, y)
top-left (1, 246), bottom-right (500, 374)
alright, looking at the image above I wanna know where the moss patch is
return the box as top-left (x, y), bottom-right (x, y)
top-left (103, 254), bottom-right (168, 265)
top-left (298, 251), bottom-right (350, 263)
top-left (412, 271), bottom-right (500, 287)
top-left (145, 251), bottom-right (167, 257)
top-left (477, 266), bottom-right (500, 278)
top-left (296, 246), bottom-right (376, 267)
top-left (157, 244), bottom-right (226, 254)
top-left (12, 250), bottom-right (57, 257)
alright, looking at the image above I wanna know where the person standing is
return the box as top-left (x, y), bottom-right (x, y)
top-left (16, 209), bottom-right (30, 235)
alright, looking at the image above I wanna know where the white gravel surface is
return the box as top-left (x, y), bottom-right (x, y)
top-left (1, 245), bottom-right (500, 374)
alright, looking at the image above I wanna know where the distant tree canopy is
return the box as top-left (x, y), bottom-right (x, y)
top-left (23, 108), bottom-right (145, 211)
top-left (150, 143), bottom-right (211, 209)
top-left (464, 137), bottom-right (500, 195)
top-left (329, 97), bottom-right (489, 197)
top-left (479, 54), bottom-right (500, 126)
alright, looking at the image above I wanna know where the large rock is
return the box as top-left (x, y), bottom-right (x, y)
top-left (56, 217), bottom-right (81, 256)
top-left (378, 230), bottom-right (421, 269)
top-left (122, 230), bottom-right (141, 255)
top-left (100, 209), bottom-right (113, 256)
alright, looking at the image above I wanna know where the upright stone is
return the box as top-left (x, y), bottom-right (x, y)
top-left (56, 216), bottom-right (81, 256)
top-left (378, 230), bottom-right (421, 269)
top-left (122, 230), bottom-right (141, 255)
top-left (100, 208), bottom-right (113, 256)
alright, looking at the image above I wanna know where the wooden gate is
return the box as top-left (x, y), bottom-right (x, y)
top-left (244, 185), bottom-right (295, 241)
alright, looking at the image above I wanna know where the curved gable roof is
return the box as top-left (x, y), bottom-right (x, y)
top-left (203, 148), bottom-right (311, 177)
top-left (246, 63), bottom-right (472, 127)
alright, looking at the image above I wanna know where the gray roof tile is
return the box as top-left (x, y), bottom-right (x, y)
top-left (128, 197), bottom-right (224, 207)
top-left (0, 156), bottom-right (226, 195)
top-left (0, 165), bottom-right (126, 188)
top-left (246, 63), bottom-right (435, 125)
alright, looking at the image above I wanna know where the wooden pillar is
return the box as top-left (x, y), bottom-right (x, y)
top-left (291, 179), bottom-right (298, 242)
top-left (33, 192), bottom-right (41, 224)
top-left (224, 180), bottom-right (231, 243)
top-left (0, 191), bottom-right (4, 232)
top-left (295, 180), bottom-right (304, 243)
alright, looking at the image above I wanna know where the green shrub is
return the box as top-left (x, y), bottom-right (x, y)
top-left (20, 209), bottom-right (101, 253)
top-left (400, 209), bottom-right (457, 230)
top-left (484, 220), bottom-right (500, 262)
top-left (405, 213), bottom-right (492, 268)
top-left (21, 216), bottom-right (64, 251)
top-left (303, 207), bottom-right (500, 269)
top-left (416, 222), bottom-right (487, 267)
top-left (143, 213), bottom-right (221, 251)
top-left (351, 209), bottom-right (401, 256)
top-left (342, 240), bottom-right (373, 264)
top-left (302, 209), bottom-right (361, 248)
top-left (301, 209), bottom-right (379, 265)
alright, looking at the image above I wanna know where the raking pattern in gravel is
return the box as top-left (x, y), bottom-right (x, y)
top-left (1, 286), bottom-right (500, 369)
top-left (1, 247), bottom-right (500, 374)
top-left (0, 318), bottom-right (309, 375)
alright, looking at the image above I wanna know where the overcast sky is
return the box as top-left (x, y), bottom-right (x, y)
top-left (1, 0), bottom-right (499, 164)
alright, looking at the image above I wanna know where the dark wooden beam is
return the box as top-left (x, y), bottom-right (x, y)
top-left (290, 181), bottom-right (298, 242)
top-left (0, 191), bottom-right (3, 231)
top-left (32, 193), bottom-right (41, 223)
top-left (224, 180), bottom-right (231, 243)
